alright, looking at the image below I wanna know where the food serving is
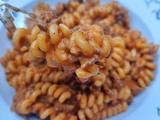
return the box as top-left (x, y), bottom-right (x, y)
top-left (0, 0), bottom-right (159, 120)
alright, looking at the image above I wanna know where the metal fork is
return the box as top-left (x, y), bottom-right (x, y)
top-left (0, 0), bottom-right (46, 33)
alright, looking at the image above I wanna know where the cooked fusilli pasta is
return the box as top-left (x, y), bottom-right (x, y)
top-left (27, 24), bottom-right (114, 82)
top-left (0, 1), bottom-right (159, 120)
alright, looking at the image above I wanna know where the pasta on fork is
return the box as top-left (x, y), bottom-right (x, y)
top-left (12, 23), bottom-right (114, 82)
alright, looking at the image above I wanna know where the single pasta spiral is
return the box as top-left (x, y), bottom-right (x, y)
top-left (5, 52), bottom-right (29, 73)
top-left (51, 112), bottom-right (77, 120)
top-left (123, 30), bottom-right (141, 49)
top-left (118, 85), bottom-right (131, 100)
top-left (33, 103), bottom-right (56, 120)
top-left (8, 65), bottom-right (73, 90)
top-left (136, 42), bottom-right (158, 89)
top-left (1, 50), bottom-right (19, 67)
top-left (13, 89), bottom-right (42, 114)
top-left (110, 60), bottom-right (131, 80)
top-left (77, 92), bottom-right (105, 109)
top-left (67, 1), bottom-right (80, 13)
top-left (104, 101), bottom-right (128, 118)
top-left (9, 67), bottom-right (41, 90)
top-left (35, 82), bottom-right (72, 103)
top-left (78, 104), bottom-right (105, 120)
top-left (84, 101), bottom-right (127, 119)
top-left (77, 93), bottom-right (106, 120)
top-left (110, 37), bottom-right (125, 68)
top-left (61, 12), bottom-right (81, 28)
top-left (91, 72), bottom-right (106, 87)
top-left (1, 50), bottom-right (29, 73)
top-left (78, 100), bottom-right (128, 120)
top-left (31, 102), bottom-right (77, 120)
top-left (87, 2), bottom-right (118, 19)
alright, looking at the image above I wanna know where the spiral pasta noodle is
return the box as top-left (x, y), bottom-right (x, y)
top-left (9, 67), bottom-right (42, 90)
top-left (35, 82), bottom-right (72, 103)
top-left (87, 2), bottom-right (118, 19)
top-left (61, 12), bottom-right (81, 28)
top-left (31, 102), bottom-right (77, 120)
top-left (1, 50), bottom-right (19, 67)
top-left (105, 101), bottom-right (128, 118)
top-left (11, 68), bottom-right (73, 89)
top-left (78, 100), bottom-right (128, 120)
top-left (5, 52), bottom-right (29, 73)
top-left (91, 72), bottom-right (106, 87)
top-left (110, 37), bottom-right (125, 68)
top-left (136, 42), bottom-right (158, 89)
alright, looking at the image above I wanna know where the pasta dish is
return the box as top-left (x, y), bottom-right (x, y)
top-left (0, 0), bottom-right (159, 120)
